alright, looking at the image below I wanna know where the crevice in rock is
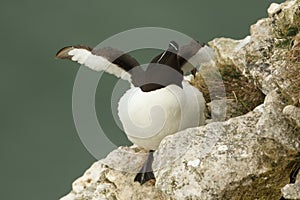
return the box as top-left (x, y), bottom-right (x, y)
top-left (191, 63), bottom-right (265, 120)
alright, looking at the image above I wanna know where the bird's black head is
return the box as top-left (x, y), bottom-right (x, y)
top-left (133, 41), bottom-right (183, 92)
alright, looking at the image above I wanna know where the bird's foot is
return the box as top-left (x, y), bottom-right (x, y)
top-left (134, 170), bottom-right (155, 185)
top-left (134, 150), bottom-right (155, 185)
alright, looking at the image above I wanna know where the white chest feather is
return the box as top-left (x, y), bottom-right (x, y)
top-left (118, 81), bottom-right (205, 150)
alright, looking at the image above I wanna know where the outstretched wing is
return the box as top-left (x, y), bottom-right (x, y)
top-left (178, 41), bottom-right (215, 76)
top-left (55, 45), bottom-right (140, 83)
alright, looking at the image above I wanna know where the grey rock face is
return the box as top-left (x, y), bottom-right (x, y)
top-left (60, 1), bottom-right (300, 199)
top-left (154, 91), bottom-right (299, 199)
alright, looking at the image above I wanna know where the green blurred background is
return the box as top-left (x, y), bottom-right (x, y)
top-left (1, 0), bottom-right (285, 199)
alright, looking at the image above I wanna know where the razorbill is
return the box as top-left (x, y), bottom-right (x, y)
top-left (56, 41), bottom-right (206, 184)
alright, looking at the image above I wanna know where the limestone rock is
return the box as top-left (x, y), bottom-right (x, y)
top-left (209, 0), bottom-right (300, 103)
top-left (283, 105), bottom-right (300, 127)
top-left (282, 183), bottom-right (300, 199)
top-left (268, 3), bottom-right (281, 16)
top-left (154, 91), bottom-right (299, 199)
top-left (60, 146), bottom-right (169, 200)
top-left (281, 161), bottom-right (300, 199)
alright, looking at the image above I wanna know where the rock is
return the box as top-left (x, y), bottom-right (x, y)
top-left (268, 3), bottom-right (281, 16)
top-left (60, 146), bottom-right (169, 200)
top-left (282, 183), bottom-right (300, 199)
top-left (208, 37), bottom-right (249, 72)
top-left (206, 99), bottom-right (227, 121)
top-left (192, 44), bottom-right (265, 120)
top-left (60, 1), bottom-right (300, 199)
top-left (154, 91), bottom-right (299, 199)
top-left (60, 91), bottom-right (299, 200)
top-left (209, 0), bottom-right (300, 103)
top-left (281, 160), bottom-right (300, 199)
top-left (283, 105), bottom-right (300, 127)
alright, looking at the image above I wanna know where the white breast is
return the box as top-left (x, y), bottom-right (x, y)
top-left (118, 81), bottom-right (205, 150)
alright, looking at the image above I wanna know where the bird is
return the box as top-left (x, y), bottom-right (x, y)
top-left (55, 40), bottom-right (207, 185)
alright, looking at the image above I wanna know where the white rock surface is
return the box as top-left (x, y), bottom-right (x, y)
top-left (282, 183), bottom-right (300, 199)
top-left (282, 164), bottom-right (300, 199)
top-left (267, 3), bottom-right (281, 16)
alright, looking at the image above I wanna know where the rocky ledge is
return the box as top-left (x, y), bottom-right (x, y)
top-left (60, 0), bottom-right (300, 199)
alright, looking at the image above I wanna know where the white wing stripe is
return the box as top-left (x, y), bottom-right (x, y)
top-left (68, 48), bottom-right (132, 82)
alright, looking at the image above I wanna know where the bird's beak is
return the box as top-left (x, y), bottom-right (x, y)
top-left (55, 46), bottom-right (74, 60)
